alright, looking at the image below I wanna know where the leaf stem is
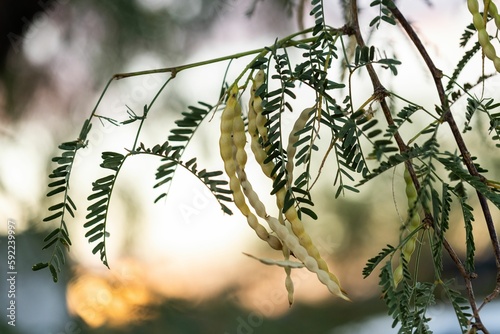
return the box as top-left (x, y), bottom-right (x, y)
top-left (112, 29), bottom-right (321, 81)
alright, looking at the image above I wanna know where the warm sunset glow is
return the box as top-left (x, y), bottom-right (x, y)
top-left (66, 259), bottom-right (160, 328)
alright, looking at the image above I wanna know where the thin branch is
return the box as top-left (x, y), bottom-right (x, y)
top-left (389, 1), bottom-right (500, 310)
top-left (349, 0), bottom-right (491, 331)
top-left (112, 29), bottom-right (325, 80)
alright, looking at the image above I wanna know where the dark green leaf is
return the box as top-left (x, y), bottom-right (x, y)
top-left (32, 262), bottom-right (49, 271)
top-left (49, 264), bottom-right (58, 282)
top-left (47, 186), bottom-right (66, 197)
top-left (43, 228), bottom-right (60, 242)
top-left (43, 211), bottom-right (63, 222)
top-left (299, 207), bottom-right (318, 220)
top-left (92, 242), bottom-right (104, 255)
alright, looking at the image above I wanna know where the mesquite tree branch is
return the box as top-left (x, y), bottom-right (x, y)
top-left (348, 1), bottom-right (495, 332)
top-left (389, 2), bottom-right (500, 310)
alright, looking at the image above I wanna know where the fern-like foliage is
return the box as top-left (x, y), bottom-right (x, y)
top-left (458, 196), bottom-right (476, 273)
top-left (333, 113), bottom-right (366, 197)
top-left (411, 282), bottom-right (435, 334)
top-left (460, 96), bottom-right (500, 137)
top-left (379, 258), bottom-right (413, 330)
top-left (154, 101), bottom-right (213, 202)
top-left (295, 40), bottom-right (343, 94)
top-left (134, 141), bottom-right (233, 215)
top-left (32, 119), bottom-right (92, 282)
top-left (85, 151), bottom-right (125, 268)
top-left (446, 41), bottom-right (481, 92)
top-left (430, 183), bottom-right (452, 275)
top-left (369, 0), bottom-right (396, 28)
top-left (260, 44), bottom-right (295, 199)
top-left (310, 0), bottom-right (326, 36)
top-left (384, 104), bottom-right (421, 139)
top-left (463, 97), bottom-right (481, 133)
top-left (286, 108), bottom-right (320, 220)
top-left (438, 154), bottom-right (500, 209)
top-left (442, 279), bottom-right (472, 333)
top-left (363, 244), bottom-right (396, 278)
top-left (459, 23), bottom-right (476, 48)
top-left (357, 143), bottom-right (428, 186)
top-left (380, 259), bottom-right (436, 333)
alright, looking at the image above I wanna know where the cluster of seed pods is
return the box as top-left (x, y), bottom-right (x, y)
top-left (219, 85), bottom-right (282, 251)
top-left (219, 71), bottom-right (349, 302)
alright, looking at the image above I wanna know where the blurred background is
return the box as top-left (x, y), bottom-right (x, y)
top-left (0, 0), bottom-right (499, 333)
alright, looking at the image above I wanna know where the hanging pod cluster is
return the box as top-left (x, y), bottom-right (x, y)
top-left (467, 0), bottom-right (500, 72)
top-left (219, 70), bottom-right (349, 302)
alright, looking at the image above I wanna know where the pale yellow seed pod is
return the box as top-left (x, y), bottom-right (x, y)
top-left (466, 1), bottom-right (500, 73)
top-left (488, 1), bottom-right (500, 29)
top-left (224, 160), bottom-right (236, 177)
top-left (472, 12), bottom-right (485, 30)
top-left (232, 101), bottom-right (248, 169)
top-left (285, 206), bottom-right (299, 222)
top-left (405, 184), bottom-right (418, 206)
top-left (393, 165), bottom-right (422, 287)
top-left (494, 57), bottom-right (500, 72)
top-left (219, 137), bottom-right (233, 156)
top-left (304, 256), bottom-right (319, 272)
top-left (253, 69), bottom-right (265, 88)
top-left (219, 84), bottom-right (282, 251)
top-left (248, 215), bottom-right (270, 240)
top-left (220, 119), bottom-right (234, 135)
top-left (227, 168), bottom-right (248, 214)
top-left (285, 107), bottom-right (315, 188)
top-left (268, 235), bottom-right (283, 250)
top-left (467, 0), bottom-right (479, 14)
top-left (478, 29), bottom-right (497, 60)
top-left (403, 167), bottom-right (417, 204)
top-left (235, 149), bottom-right (247, 167)
top-left (246, 70), bottom-right (348, 300)
top-left (219, 138), bottom-right (234, 163)
top-left (403, 237), bottom-right (416, 258)
top-left (250, 70), bottom-right (267, 141)
top-left (409, 213), bottom-right (421, 228)
top-left (239, 178), bottom-right (268, 218)
top-left (393, 264), bottom-right (403, 286)
top-left (285, 274), bottom-right (294, 306)
top-left (220, 86), bottom-right (238, 173)
top-left (265, 215), bottom-right (349, 300)
top-left (233, 121), bottom-right (246, 145)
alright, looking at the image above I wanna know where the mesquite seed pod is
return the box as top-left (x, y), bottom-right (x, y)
top-left (467, 0), bottom-right (500, 72)
top-left (245, 70), bottom-right (347, 299)
top-left (285, 107), bottom-right (315, 189)
top-left (219, 85), bottom-right (281, 251)
top-left (487, 1), bottom-right (500, 29)
top-left (473, 12), bottom-right (485, 30)
top-left (494, 57), bottom-right (500, 71)
top-left (478, 29), bottom-right (498, 60)
top-left (237, 165), bottom-right (296, 303)
top-left (393, 166), bottom-right (422, 287)
top-left (467, 0), bottom-right (479, 13)
top-left (248, 70), bottom-right (274, 177)
top-left (265, 215), bottom-right (350, 300)
top-left (248, 71), bottom-right (343, 292)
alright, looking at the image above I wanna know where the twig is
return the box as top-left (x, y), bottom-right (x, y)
top-left (389, 0), bottom-right (500, 317)
top-left (349, 0), bottom-right (492, 332)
